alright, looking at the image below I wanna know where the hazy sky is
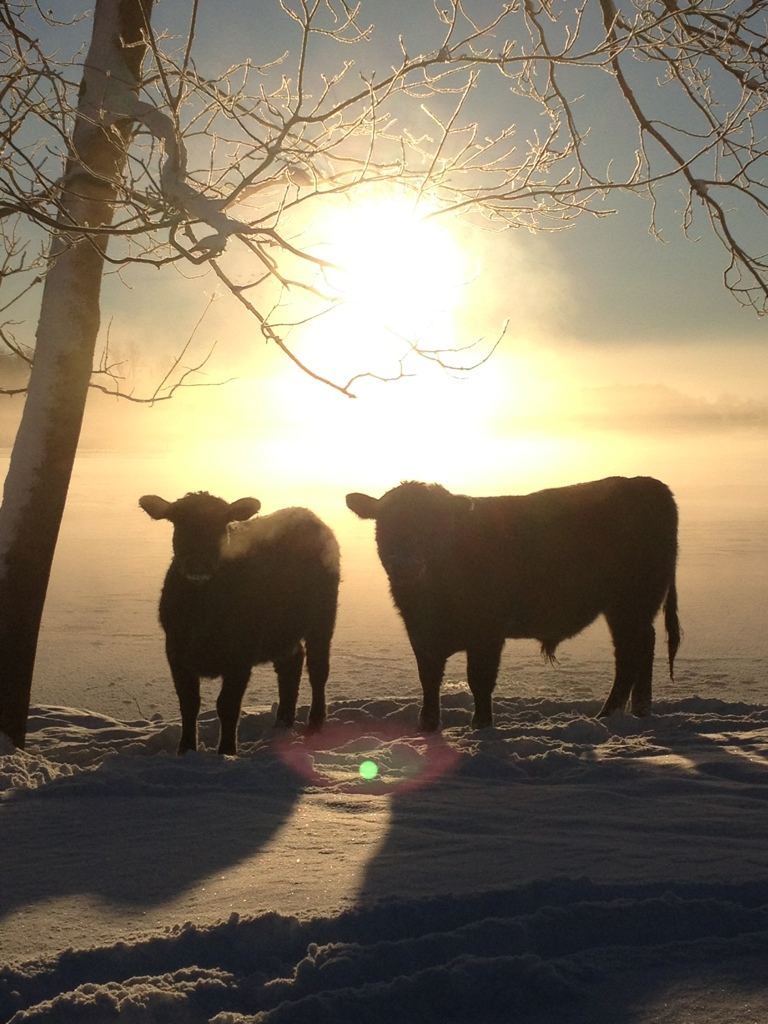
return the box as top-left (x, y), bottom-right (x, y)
top-left (138, 2), bottom-right (766, 392)
top-left (4, 1), bottom-right (766, 487)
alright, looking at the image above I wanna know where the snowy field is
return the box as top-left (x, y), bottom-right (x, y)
top-left (1, 440), bottom-right (767, 1022)
top-left (4, 696), bottom-right (768, 1023)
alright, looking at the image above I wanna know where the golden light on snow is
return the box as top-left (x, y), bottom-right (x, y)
top-left (181, 790), bottom-right (393, 920)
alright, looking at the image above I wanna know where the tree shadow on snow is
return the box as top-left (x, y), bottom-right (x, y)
top-left (0, 739), bottom-right (305, 916)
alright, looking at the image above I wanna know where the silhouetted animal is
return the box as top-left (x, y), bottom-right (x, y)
top-left (140, 491), bottom-right (339, 754)
top-left (346, 477), bottom-right (680, 730)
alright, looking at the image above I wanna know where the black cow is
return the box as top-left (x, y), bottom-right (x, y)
top-left (140, 491), bottom-right (340, 754)
top-left (346, 477), bottom-right (680, 730)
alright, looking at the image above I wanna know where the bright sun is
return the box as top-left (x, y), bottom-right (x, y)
top-left (325, 196), bottom-right (467, 336)
top-left (295, 191), bottom-right (472, 385)
top-left (230, 189), bottom-right (579, 489)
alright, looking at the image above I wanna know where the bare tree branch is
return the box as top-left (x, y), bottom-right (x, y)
top-left (2, 0), bottom-right (767, 403)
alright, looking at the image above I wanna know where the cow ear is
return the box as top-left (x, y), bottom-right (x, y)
top-left (346, 492), bottom-right (379, 520)
top-left (228, 497), bottom-right (261, 522)
top-left (139, 495), bottom-right (172, 521)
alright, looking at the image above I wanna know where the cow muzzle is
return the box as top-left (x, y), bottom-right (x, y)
top-left (384, 555), bottom-right (427, 587)
top-left (172, 557), bottom-right (216, 584)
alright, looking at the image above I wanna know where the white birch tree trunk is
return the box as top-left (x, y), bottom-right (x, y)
top-left (0, 0), bottom-right (154, 747)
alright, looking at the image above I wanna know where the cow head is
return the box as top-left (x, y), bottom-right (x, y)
top-left (139, 491), bottom-right (261, 582)
top-left (346, 482), bottom-right (473, 588)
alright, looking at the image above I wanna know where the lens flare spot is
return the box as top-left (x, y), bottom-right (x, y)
top-left (359, 760), bottom-right (379, 781)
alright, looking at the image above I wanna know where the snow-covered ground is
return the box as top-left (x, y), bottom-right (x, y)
top-left (2, 441), bottom-right (767, 1022)
top-left (3, 695), bottom-right (768, 1023)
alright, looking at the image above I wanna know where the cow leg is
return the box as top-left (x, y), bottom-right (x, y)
top-left (216, 667), bottom-right (251, 755)
top-left (467, 639), bottom-right (504, 729)
top-left (414, 649), bottom-right (447, 732)
top-left (630, 623), bottom-right (656, 717)
top-left (304, 587), bottom-right (337, 733)
top-left (273, 643), bottom-right (304, 730)
top-left (304, 637), bottom-right (330, 734)
top-left (168, 654), bottom-right (201, 755)
top-left (600, 619), bottom-right (654, 718)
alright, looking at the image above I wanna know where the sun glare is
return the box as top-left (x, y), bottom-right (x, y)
top-left (294, 191), bottom-right (472, 385)
top-left (243, 188), bottom-right (575, 488)
top-left (326, 197), bottom-right (467, 337)
top-left (208, 189), bottom-right (594, 493)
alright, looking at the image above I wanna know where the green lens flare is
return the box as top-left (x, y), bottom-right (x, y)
top-left (359, 760), bottom-right (379, 780)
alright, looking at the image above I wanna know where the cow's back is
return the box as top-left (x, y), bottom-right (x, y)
top-left (460, 476), bottom-right (677, 645)
top-left (388, 477), bottom-right (676, 651)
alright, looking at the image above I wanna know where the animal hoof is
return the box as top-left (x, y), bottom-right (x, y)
top-left (419, 716), bottom-right (440, 733)
top-left (597, 702), bottom-right (629, 719)
top-left (472, 716), bottom-right (493, 730)
top-left (596, 703), bottom-right (620, 719)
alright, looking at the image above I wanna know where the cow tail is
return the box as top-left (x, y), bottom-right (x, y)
top-left (664, 574), bottom-right (681, 682)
